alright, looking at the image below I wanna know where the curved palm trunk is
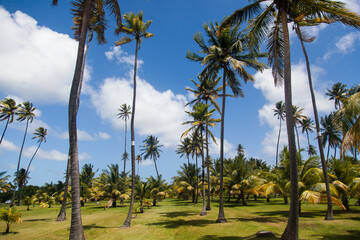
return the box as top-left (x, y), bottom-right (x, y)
top-left (57, 154), bottom-right (71, 221)
top-left (12, 119), bottom-right (29, 207)
top-left (67, 1), bottom-right (92, 239)
top-left (276, 118), bottom-right (282, 168)
top-left (0, 118), bottom-right (10, 145)
top-left (154, 158), bottom-right (160, 179)
top-left (200, 130), bottom-right (207, 216)
top-left (206, 124), bottom-right (211, 210)
top-left (298, 28), bottom-right (334, 220)
top-left (121, 39), bottom-right (139, 228)
top-left (216, 69), bottom-right (227, 223)
top-left (18, 141), bottom-right (42, 202)
top-left (280, 9), bottom-right (299, 240)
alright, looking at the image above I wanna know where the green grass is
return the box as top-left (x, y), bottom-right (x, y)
top-left (1, 197), bottom-right (360, 239)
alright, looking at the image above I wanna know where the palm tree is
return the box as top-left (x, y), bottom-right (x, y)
top-left (117, 104), bottom-right (131, 174)
top-left (0, 172), bottom-right (10, 193)
top-left (183, 103), bottom-right (220, 216)
top-left (273, 101), bottom-right (285, 168)
top-left (10, 101), bottom-right (36, 207)
top-left (79, 164), bottom-right (97, 205)
top-left (236, 144), bottom-right (245, 157)
top-left (300, 117), bottom-right (315, 149)
top-left (136, 154), bottom-right (142, 176)
top-left (187, 21), bottom-right (265, 223)
top-left (172, 163), bottom-right (200, 203)
top-left (141, 135), bottom-right (163, 179)
top-left (0, 98), bottom-right (18, 145)
top-left (176, 137), bottom-right (192, 166)
top-left (18, 127), bottom-right (48, 202)
top-left (321, 113), bottom-right (342, 161)
top-left (292, 105), bottom-right (306, 151)
top-left (307, 144), bottom-right (317, 157)
top-left (115, 11), bottom-right (153, 228)
top-left (51, 1), bottom-right (122, 238)
top-left (327, 83), bottom-right (348, 110)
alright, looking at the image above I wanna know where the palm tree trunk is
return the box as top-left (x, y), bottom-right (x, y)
top-left (124, 118), bottom-right (127, 175)
top-left (216, 69), bottom-right (227, 223)
top-left (297, 26), bottom-right (334, 220)
top-left (121, 39), bottom-right (139, 228)
top-left (280, 8), bottom-right (299, 240)
top-left (57, 154), bottom-right (71, 221)
top-left (200, 130), bottom-right (207, 216)
top-left (154, 159), bottom-right (160, 179)
top-left (206, 124), bottom-right (211, 210)
top-left (295, 125), bottom-right (301, 151)
top-left (0, 118), bottom-right (10, 145)
top-left (276, 118), bottom-right (282, 168)
top-left (195, 154), bottom-right (199, 203)
top-left (68, 1), bottom-right (92, 239)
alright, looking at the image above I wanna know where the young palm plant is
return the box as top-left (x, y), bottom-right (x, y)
top-left (187, 20), bottom-right (265, 223)
top-left (115, 11), bottom-right (153, 228)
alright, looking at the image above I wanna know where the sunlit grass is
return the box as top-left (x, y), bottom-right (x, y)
top-left (0, 197), bottom-right (359, 239)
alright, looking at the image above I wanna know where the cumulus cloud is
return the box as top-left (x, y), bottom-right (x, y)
top-left (0, 7), bottom-right (89, 104)
top-left (90, 75), bottom-right (190, 149)
top-left (60, 129), bottom-right (95, 141)
top-left (97, 132), bottom-right (111, 140)
top-left (105, 46), bottom-right (144, 68)
top-left (253, 62), bottom-right (333, 157)
top-left (342, 0), bottom-right (360, 14)
top-left (208, 137), bottom-right (237, 159)
top-left (24, 146), bottom-right (90, 161)
top-left (335, 32), bottom-right (360, 53)
top-left (0, 140), bottom-right (19, 153)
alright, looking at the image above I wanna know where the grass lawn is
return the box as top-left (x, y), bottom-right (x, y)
top-left (1, 197), bottom-right (360, 239)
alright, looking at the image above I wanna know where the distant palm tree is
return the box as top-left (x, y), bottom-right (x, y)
top-left (172, 163), bottom-right (200, 203)
top-left (292, 105), bottom-right (306, 151)
top-left (0, 98), bottom-right (19, 145)
top-left (0, 172), bottom-right (10, 193)
top-left (136, 154), bottom-right (142, 176)
top-left (18, 127), bottom-right (47, 202)
top-left (141, 135), bottom-right (163, 179)
top-left (11, 101), bottom-right (36, 207)
top-left (79, 163), bottom-right (97, 205)
top-left (326, 83), bottom-right (348, 110)
top-left (236, 144), bottom-right (245, 157)
top-left (307, 144), bottom-right (317, 157)
top-left (300, 117), bottom-right (315, 149)
top-left (321, 113), bottom-right (342, 161)
top-left (117, 104), bottom-right (131, 174)
top-left (273, 101), bottom-right (285, 168)
top-left (176, 137), bottom-right (192, 166)
top-left (186, 21), bottom-right (265, 223)
top-left (115, 11), bottom-right (153, 228)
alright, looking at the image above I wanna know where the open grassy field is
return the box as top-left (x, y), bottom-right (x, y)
top-left (1, 197), bottom-right (360, 240)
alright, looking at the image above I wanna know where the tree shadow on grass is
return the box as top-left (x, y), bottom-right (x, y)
top-left (229, 216), bottom-right (284, 224)
top-left (159, 210), bottom-right (198, 218)
top-left (82, 224), bottom-right (107, 230)
top-left (198, 234), bottom-right (279, 240)
top-left (0, 232), bottom-right (19, 236)
top-left (25, 218), bottom-right (52, 222)
top-left (313, 230), bottom-right (360, 240)
top-left (147, 219), bottom-right (215, 228)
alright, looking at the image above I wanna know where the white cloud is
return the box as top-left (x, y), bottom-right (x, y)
top-left (24, 145), bottom-right (90, 161)
top-left (0, 140), bottom-right (19, 152)
top-left (140, 159), bottom-right (153, 166)
top-left (254, 62), bottom-right (332, 157)
top-left (90, 76), bottom-right (190, 149)
top-left (0, 7), bottom-right (83, 104)
top-left (208, 137), bottom-right (237, 159)
top-left (105, 46), bottom-right (144, 68)
top-left (342, 0), bottom-right (360, 14)
top-left (61, 129), bottom-right (95, 141)
top-left (97, 132), bottom-right (111, 140)
top-left (335, 32), bottom-right (360, 53)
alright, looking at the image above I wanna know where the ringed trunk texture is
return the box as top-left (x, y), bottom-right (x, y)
top-left (68, 1), bottom-right (92, 239)
top-left (121, 39), bottom-right (139, 228)
top-left (280, 8), bottom-right (299, 240)
top-left (216, 70), bottom-right (227, 223)
top-left (298, 27), bottom-right (334, 220)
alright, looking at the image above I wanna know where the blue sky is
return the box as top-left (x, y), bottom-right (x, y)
top-left (0, 0), bottom-right (359, 186)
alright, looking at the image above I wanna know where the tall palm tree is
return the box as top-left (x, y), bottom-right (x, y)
top-left (0, 98), bottom-right (18, 145)
top-left (115, 11), bottom-right (153, 228)
top-left (273, 101), bottom-right (285, 168)
top-left (327, 83), bottom-right (348, 110)
top-left (51, 1), bottom-right (121, 238)
top-left (141, 135), bottom-right (163, 179)
top-left (300, 117), bottom-right (315, 149)
top-left (292, 105), bottom-right (306, 151)
top-left (187, 21), bottom-right (265, 223)
top-left (117, 104), bottom-right (131, 175)
top-left (136, 154), bottom-right (142, 176)
top-left (176, 137), bottom-right (192, 166)
top-left (10, 101), bottom-right (36, 207)
top-left (183, 103), bottom-right (220, 216)
top-left (18, 127), bottom-right (48, 203)
top-left (321, 113), bottom-right (342, 161)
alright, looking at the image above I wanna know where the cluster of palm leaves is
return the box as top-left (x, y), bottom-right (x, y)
top-left (0, 98), bottom-right (47, 207)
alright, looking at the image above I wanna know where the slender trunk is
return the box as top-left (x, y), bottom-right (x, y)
top-left (306, 131), bottom-right (310, 149)
top-left (284, 195), bottom-right (288, 205)
top-left (297, 26), bottom-right (334, 220)
top-left (200, 130), bottom-right (207, 216)
top-left (12, 119), bottom-right (29, 207)
top-left (18, 142), bottom-right (42, 202)
top-left (227, 191), bottom-right (231, 202)
top-left (0, 118), bottom-right (10, 145)
top-left (326, 143), bottom-right (330, 163)
top-left (57, 153), bottom-right (71, 221)
top-left (154, 159), bottom-right (160, 179)
top-left (121, 39), bottom-right (139, 228)
top-left (276, 119), bottom-right (282, 168)
top-left (124, 118), bottom-right (127, 175)
top-left (206, 124), bottom-right (211, 210)
top-left (216, 69), bottom-right (227, 223)
top-left (68, 1), bottom-right (92, 239)
top-left (295, 125), bottom-right (301, 151)
top-left (195, 154), bottom-right (199, 203)
top-left (241, 192), bottom-right (247, 206)
top-left (280, 8), bottom-right (299, 240)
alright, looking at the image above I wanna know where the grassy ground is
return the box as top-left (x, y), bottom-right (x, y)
top-left (1, 197), bottom-right (360, 240)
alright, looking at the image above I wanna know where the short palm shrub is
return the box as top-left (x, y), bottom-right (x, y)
top-left (0, 207), bottom-right (22, 233)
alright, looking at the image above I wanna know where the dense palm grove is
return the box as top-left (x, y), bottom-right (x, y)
top-left (1, 0), bottom-right (360, 240)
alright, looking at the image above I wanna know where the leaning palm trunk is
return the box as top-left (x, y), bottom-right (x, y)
top-left (280, 9), bottom-right (299, 240)
top-left (67, 1), bottom-right (92, 239)
top-left (200, 130), bottom-right (207, 216)
top-left (0, 118), bottom-right (10, 145)
top-left (297, 27), bottom-right (334, 220)
top-left (216, 69), bottom-right (227, 223)
top-left (276, 118), bottom-right (282, 168)
top-left (56, 153), bottom-right (71, 221)
top-left (121, 39), bottom-right (139, 228)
